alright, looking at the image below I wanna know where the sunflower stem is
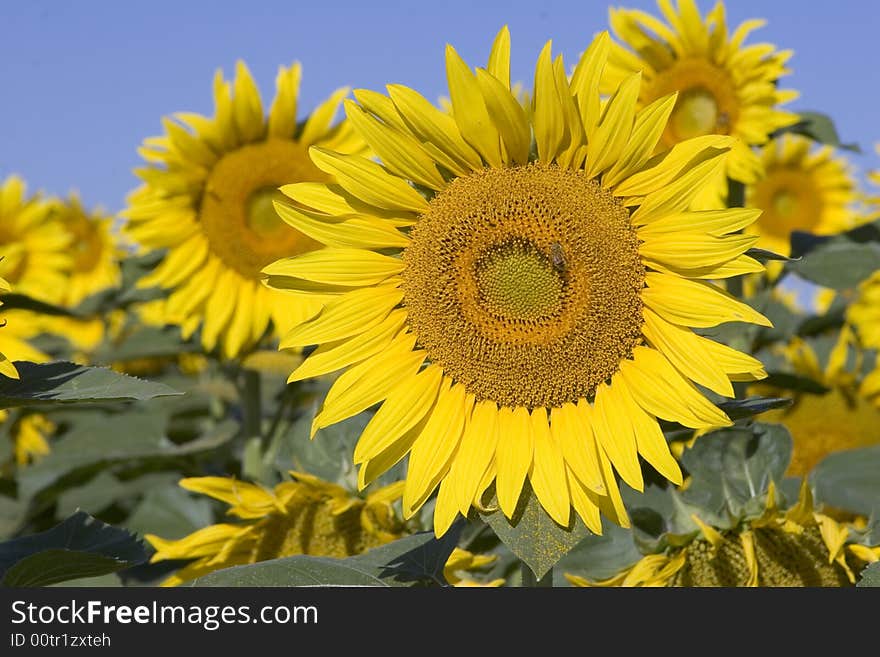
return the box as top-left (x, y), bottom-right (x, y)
top-left (521, 564), bottom-right (553, 587)
top-left (241, 368), bottom-right (263, 481)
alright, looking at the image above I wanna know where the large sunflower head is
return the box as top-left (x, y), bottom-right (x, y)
top-left (565, 482), bottom-right (879, 587)
top-left (145, 473), bottom-right (407, 586)
top-left (604, 0), bottom-right (798, 203)
top-left (263, 28), bottom-right (771, 537)
top-left (123, 61), bottom-right (365, 359)
top-left (0, 175), bottom-right (72, 304)
top-left (745, 135), bottom-right (859, 257)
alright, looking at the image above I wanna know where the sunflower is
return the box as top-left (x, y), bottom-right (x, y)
top-left (745, 134), bottom-right (858, 257)
top-left (53, 195), bottom-right (122, 307)
top-left (262, 28), bottom-right (770, 537)
top-left (31, 195), bottom-right (123, 353)
top-left (565, 482), bottom-right (879, 587)
top-left (848, 270), bottom-right (880, 353)
top-left (0, 175), bottom-right (72, 304)
top-left (603, 0), bottom-right (799, 205)
top-left (145, 473), bottom-right (408, 586)
top-left (755, 331), bottom-right (880, 476)
top-left (123, 61), bottom-right (364, 359)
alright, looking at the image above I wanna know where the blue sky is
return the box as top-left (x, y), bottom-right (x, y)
top-left (2, 0), bottom-right (877, 214)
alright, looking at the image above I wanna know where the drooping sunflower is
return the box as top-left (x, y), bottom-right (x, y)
top-left (603, 0), bottom-right (799, 205)
top-left (565, 482), bottom-right (879, 587)
top-left (745, 134), bottom-right (858, 257)
top-left (262, 28), bottom-right (770, 537)
top-left (146, 473), bottom-right (408, 586)
top-left (755, 331), bottom-right (880, 476)
top-left (124, 61), bottom-right (364, 359)
top-left (0, 175), bottom-right (72, 304)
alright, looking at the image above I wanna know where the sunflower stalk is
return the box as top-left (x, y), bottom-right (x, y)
top-left (240, 368), bottom-right (264, 481)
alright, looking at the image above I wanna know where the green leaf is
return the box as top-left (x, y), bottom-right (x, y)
top-left (778, 111), bottom-right (861, 152)
top-left (745, 247), bottom-right (794, 263)
top-left (125, 484), bottom-right (215, 542)
top-left (480, 482), bottom-right (590, 579)
top-left (554, 523), bottom-right (642, 585)
top-left (189, 530), bottom-right (460, 587)
top-left (0, 362), bottom-right (181, 409)
top-left (759, 372), bottom-right (829, 395)
top-left (0, 293), bottom-right (78, 317)
top-left (55, 472), bottom-right (182, 519)
top-left (811, 445), bottom-right (880, 517)
top-left (788, 240), bottom-right (880, 290)
top-left (17, 411), bottom-right (237, 499)
top-left (0, 511), bottom-right (147, 587)
top-left (0, 496), bottom-right (28, 540)
top-left (857, 562), bottom-right (880, 587)
top-left (716, 396), bottom-right (793, 420)
top-left (679, 423), bottom-right (793, 520)
top-left (90, 326), bottom-right (197, 365)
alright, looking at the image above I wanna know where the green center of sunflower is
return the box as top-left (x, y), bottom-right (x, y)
top-left (750, 168), bottom-right (823, 242)
top-left (670, 88), bottom-right (718, 141)
top-left (648, 58), bottom-right (739, 146)
top-left (403, 162), bottom-right (645, 409)
top-left (474, 239), bottom-right (564, 321)
top-left (200, 139), bottom-right (329, 279)
top-left (771, 190), bottom-right (797, 217)
top-left (246, 187), bottom-right (291, 238)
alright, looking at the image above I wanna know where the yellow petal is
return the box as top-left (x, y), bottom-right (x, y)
top-left (344, 99), bottom-right (446, 190)
top-left (614, 374), bottom-right (683, 485)
top-left (495, 406), bottom-right (534, 519)
top-left (309, 147), bottom-right (428, 213)
top-left (268, 62), bottom-right (301, 138)
top-left (642, 272), bottom-right (772, 328)
top-left (280, 283), bottom-right (403, 348)
top-left (272, 200), bottom-right (409, 249)
top-left (353, 364), bottom-right (444, 463)
top-left (263, 248), bottom-right (403, 287)
top-left (312, 335), bottom-right (425, 435)
top-left (299, 87), bottom-right (350, 146)
top-left (475, 69), bottom-right (530, 165)
top-left (603, 93), bottom-right (677, 188)
top-left (532, 41), bottom-right (565, 163)
top-left (551, 402), bottom-right (605, 494)
top-left (449, 400), bottom-right (500, 516)
top-left (387, 83), bottom-right (482, 175)
top-left (487, 26), bottom-right (511, 88)
top-left (593, 381), bottom-right (644, 492)
top-left (403, 381), bottom-right (470, 515)
top-left (641, 306), bottom-right (733, 397)
top-left (529, 408), bottom-right (571, 526)
top-left (620, 345), bottom-right (733, 429)
top-left (585, 72), bottom-right (641, 178)
top-left (288, 309), bottom-right (407, 382)
top-left (570, 31), bottom-right (610, 138)
top-left (445, 44), bottom-right (503, 167)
